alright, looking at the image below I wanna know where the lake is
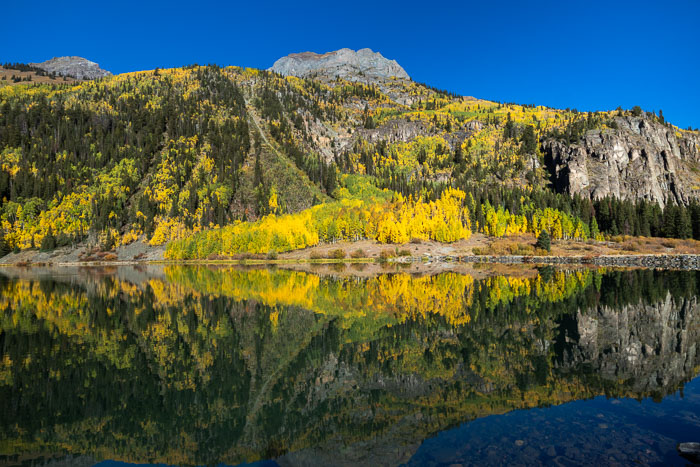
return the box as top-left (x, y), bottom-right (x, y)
top-left (1, 264), bottom-right (699, 466)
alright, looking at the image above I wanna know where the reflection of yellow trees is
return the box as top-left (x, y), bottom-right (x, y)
top-left (0, 269), bottom-right (593, 376)
top-left (163, 267), bottom-right (592, 328)
top-left (0, 278), bottom-right (233, 391)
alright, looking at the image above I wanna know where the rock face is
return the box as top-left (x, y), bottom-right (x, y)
top-left (543, 116), bottom-right (700, 207)
top-left (269, 48), bottom-right (409, 81)
top-left (29, 56), bottom-right (112, 80)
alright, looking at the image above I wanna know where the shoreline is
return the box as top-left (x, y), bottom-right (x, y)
top-left (2, 253), bottom-right (699, 270)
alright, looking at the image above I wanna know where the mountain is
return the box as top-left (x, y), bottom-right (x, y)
top-left (269, 48), bottom-right (410, 81)
top-left (0, 52), bottom-right (699, 259)
top-left (28, 56), bottom-right (112, 80)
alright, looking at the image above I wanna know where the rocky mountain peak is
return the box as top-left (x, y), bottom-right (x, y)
top-left (269, 48), bottom-right (410, 81)
top-left (29, 56), bottom-right (112, 80)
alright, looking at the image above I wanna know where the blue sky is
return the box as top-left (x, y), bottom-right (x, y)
top-left (4, 0), bottom-right (699, 129)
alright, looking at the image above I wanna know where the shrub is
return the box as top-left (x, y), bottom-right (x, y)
top-left (398, 249), bottom-right (411, 256)
top-left (621, 242), bottom-right (638, 251)
top-left (350, 249), bottom-right (365, 259)
top-left (56, 233), bottom-right (73, 247)
top-left (410, 238), bottom-right (422, 244)
top-left (309, 251), bottom-right (324, 260)
top-left (328, 248), bottom-right (346, 259)
top-left (267, 251), bottom-right (278, 260)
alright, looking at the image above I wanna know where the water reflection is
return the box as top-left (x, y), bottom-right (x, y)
top-left (0, 266), bottom-right (698, 466)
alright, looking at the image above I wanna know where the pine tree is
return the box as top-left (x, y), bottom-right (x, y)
top-left (677, 208), bottom-right (692, 239)
top-left (536, 230), bottom-right (551, 252)
top-left (662, 204), bottom-right (678, 238)
top-left (40, 227), bottom-right (57, 251)
top-left (520, 125), bottom-right (537, 154)
top-left (590, 217), bottom-right (599, 239)
top-left (0, 230), bottom-right (10, 257)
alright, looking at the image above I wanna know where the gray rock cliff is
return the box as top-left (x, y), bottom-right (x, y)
top-left (269, 48), bottom-right (409, 81)
top-left (543, 116), bottom-right (700, 207)
top-left (29, 56), bottom-right (112, 80)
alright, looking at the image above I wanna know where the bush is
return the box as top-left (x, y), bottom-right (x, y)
top-left (267, 251), bottom-right (278, 260)
top-left (535, 231), bottom-right (551, 252)
top-left (309, 251), bottom-right (324, 260)
top-left (328, 249), bottom-right (346, 259)
top-left (350, 249), bottom-right (365, 259)
top-left (397, 249), bottom-right (411, 256)
top-left (56, 233), bottom-right (73, 247)
top-left (410, 238), bottom-right (422, 244)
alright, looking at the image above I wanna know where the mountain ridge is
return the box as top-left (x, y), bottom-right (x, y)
top-left (0, 59), bottom-right (699, 259)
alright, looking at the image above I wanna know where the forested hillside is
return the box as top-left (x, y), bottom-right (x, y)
top-left (1, 63), bottom-right (699, 258)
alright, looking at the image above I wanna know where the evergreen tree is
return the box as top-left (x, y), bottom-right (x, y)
top-left (520, 125), bottom-right (537, 154)
top-left (662, 204), bottom-right (678, 238)
top-left (590, 217), bottom-right (599, 239)
top-left (536, 230), bottom-right (551, 252)
top-left (677, 208), bottom-right (693, 239)
top-left (0, 230), bottom-right (10, 257)
top-left (40, 227), bottom-right (57, 251)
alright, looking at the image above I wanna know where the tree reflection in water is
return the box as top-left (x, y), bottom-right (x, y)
top-left (0, 266), bottom-right (698, 466)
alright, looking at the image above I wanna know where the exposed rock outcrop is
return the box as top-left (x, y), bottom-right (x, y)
top-left (543, 116), bottom-right (700, 207)
top-left (29, 56), bottom-right (112, 80)
top-left (269, 48), bottom-right (409, 81)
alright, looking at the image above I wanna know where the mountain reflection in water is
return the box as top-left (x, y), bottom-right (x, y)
top-left (0, 265), bottom-right (699, 466)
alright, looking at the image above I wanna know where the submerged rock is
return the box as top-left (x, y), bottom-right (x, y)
top-left (678, 442), bottom-right (700, 463)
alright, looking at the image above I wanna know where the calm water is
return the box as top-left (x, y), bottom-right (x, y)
top-left (1, 265), bottom-right (699, 466)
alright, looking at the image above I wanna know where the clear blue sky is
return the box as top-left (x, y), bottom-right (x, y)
top-left (4, 0), bottom-right (699, 129)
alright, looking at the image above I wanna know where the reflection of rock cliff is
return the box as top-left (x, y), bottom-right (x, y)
top-left (556, 294), bottom-right (699, 395)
